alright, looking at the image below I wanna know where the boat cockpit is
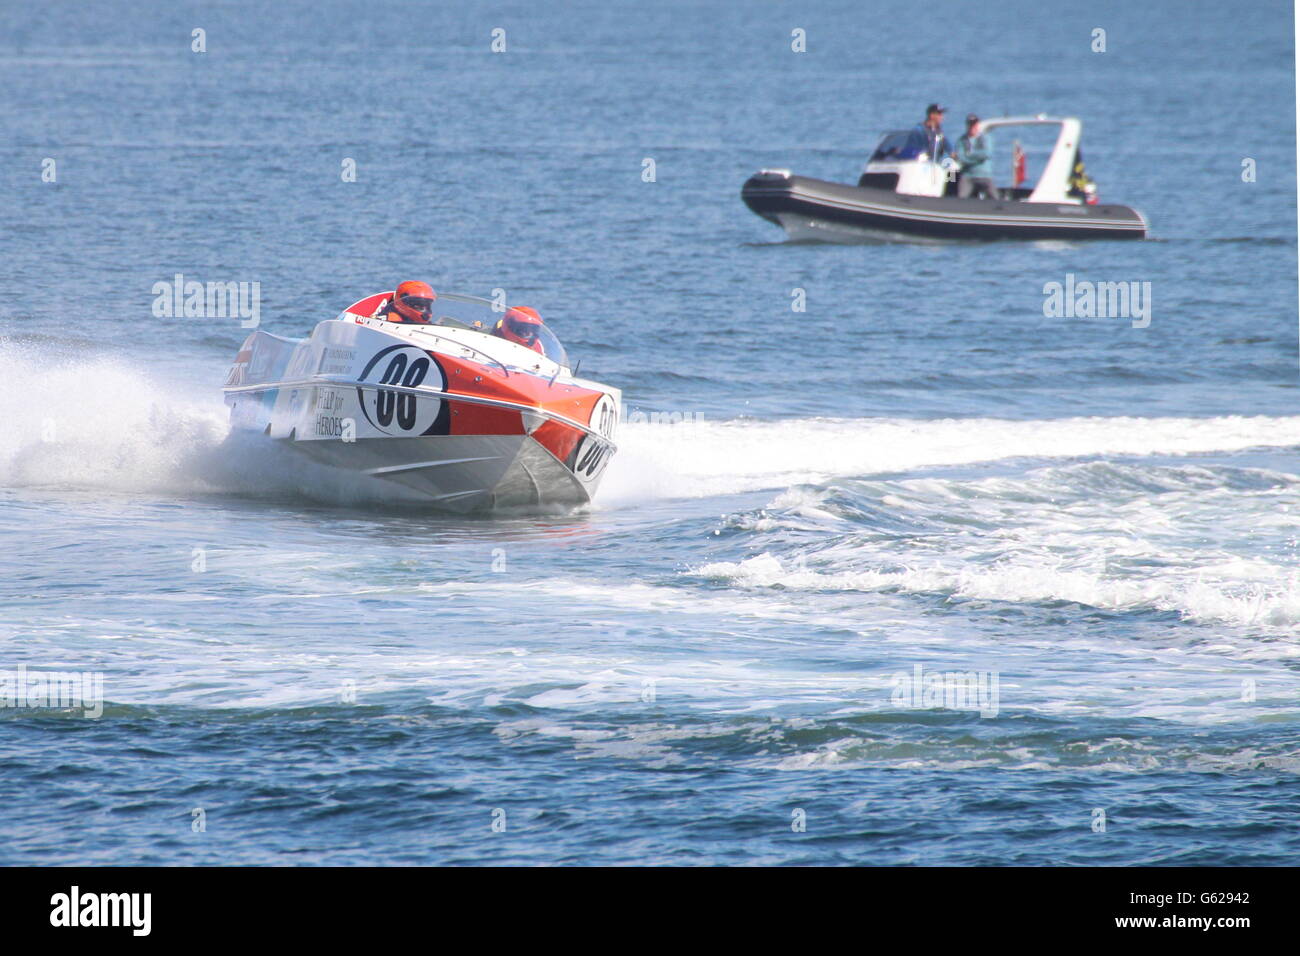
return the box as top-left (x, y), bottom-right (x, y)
top-left (342, 291), bottom-right (570, 369)
top-left (858, 115), bottom-right (1092, 205)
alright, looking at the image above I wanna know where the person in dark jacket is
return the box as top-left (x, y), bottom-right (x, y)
top-left (913, 103), bottom-right (952, 162)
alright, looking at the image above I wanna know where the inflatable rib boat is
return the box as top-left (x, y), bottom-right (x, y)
top-left (742, 116), bottom-right (1147, 241)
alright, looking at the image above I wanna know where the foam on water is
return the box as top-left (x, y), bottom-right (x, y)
top-left (697, 552), bottom-right (1300, 634)
top-left (0, 340), bottom-right (231, 494)
top-left (0, 342), bottom-right (439, 506)
top-left (601, 414), bottom-right (1300, 504)
top-left (694, 458), bottom-right (1300, 635)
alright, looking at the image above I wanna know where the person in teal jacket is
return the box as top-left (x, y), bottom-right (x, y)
top-left (956, 114), bottom-right (997, 199)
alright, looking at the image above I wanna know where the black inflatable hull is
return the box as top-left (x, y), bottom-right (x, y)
top-left (741, 172), bottom-right (1147, 241)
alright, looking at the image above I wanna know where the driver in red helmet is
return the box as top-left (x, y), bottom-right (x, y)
top-left (493, 306), bottom-right (545, 354)
top-left (379, 280), bottom-right (437, 324)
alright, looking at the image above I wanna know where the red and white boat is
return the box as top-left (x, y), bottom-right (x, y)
top-left (223, 290), bottom-right (620, 512)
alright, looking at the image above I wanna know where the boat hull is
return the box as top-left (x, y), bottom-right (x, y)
top-left (283, 432), bottom-right (595, 512)
top-left (742, 172), bottom-right (1147, 241)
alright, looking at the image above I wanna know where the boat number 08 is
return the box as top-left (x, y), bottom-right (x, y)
top-left (375, 352), bottom-right (429, 430)
top-left (574, 394), bottom-right (618, 479)
top-left (592, 398), bottom-right (617, 439)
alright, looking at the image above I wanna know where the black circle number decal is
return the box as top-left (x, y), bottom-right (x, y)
top-left (375, 354), bottom-right (429, 429)
top-left (575, 440), bottom-right (610, 477)
top-left (357, 345), bottom-right (444, 437)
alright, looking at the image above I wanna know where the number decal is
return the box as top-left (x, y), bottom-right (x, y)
top-left (397, 357), bottom-right (428, 430)
top-left (357, 346), bottom-right (445, 437)
top-left (575, 441), bottom-right (610, 477)
top-left (375, 354), bottom-right (429, 429)
top-left (568, 393), bottom-right (618, 485)
top-left (375, 354), bottom-right (406, 426)
top-left (593, 399), bottom-right (617, 439)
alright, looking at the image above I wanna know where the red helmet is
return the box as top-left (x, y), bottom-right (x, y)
top-left (389, 280), bottom-right (436, 323)
top-left (494, 306), bottom-right (544, 353)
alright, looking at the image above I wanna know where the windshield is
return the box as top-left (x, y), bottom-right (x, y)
top-left (478, 314), bottom-right (568, 367)
top-left (870, 130), bottom-right (930, 162)
top-left (432, 302), bottom-right (570, 369)
top-left (526, 323), bottom-right (568, 367)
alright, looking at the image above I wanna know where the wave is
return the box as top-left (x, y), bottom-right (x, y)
top-left (691, 458), bottom-right (1300, 633)
top-left (696, 552), bottom-right (1300, 632)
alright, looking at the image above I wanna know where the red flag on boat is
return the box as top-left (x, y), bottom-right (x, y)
top-left (1012, 140), bottom-right (1026, 187)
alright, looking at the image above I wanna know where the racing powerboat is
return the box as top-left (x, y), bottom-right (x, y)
top-left (742, 115), bottom-right (1147, 241)
top-left (223, 291), bottom-right (620, 512)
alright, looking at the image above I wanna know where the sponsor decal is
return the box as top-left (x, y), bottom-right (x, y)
top-left (316, 346), bottom-right (357, 375)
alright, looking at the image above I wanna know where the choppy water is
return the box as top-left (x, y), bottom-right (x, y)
top-left (1, 0), bottom-right (1298, 865)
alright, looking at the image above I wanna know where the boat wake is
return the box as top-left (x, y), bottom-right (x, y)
top-left (0, 341), bottom-right (229, 494)
top-left (600, 413), bottom-right (1300, 505)
top-left (0, 342), bottom-right (399, 506)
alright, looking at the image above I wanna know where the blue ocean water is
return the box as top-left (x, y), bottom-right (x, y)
top-left (0, 0), bottom-right (1297, 865)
